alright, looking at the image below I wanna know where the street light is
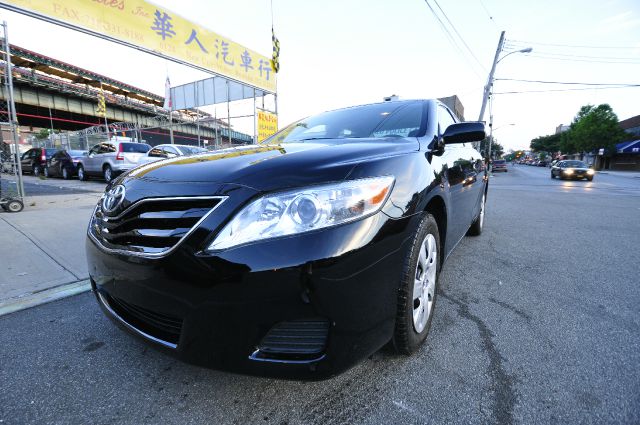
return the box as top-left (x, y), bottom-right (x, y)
top-left (497, 47), bottom-right (533, 64)
top-left (478, 31), bottom-right (532, 123)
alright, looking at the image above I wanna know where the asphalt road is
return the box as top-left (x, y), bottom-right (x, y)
top-left (1, 165), bottom-right (639, 425)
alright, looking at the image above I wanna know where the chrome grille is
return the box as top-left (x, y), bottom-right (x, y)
top-left (90, 196), bottom-right (225, 257)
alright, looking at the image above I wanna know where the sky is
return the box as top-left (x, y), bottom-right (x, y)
top-left (1, 0), bottom-right (639, 152)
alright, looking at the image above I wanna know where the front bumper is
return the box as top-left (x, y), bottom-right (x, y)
top-left (87, 211), bottom-right (417, 379)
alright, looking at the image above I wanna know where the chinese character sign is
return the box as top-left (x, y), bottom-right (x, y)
top-left (257, 109), bottom-right (278, 142)
top-left (2, 0), bottom-right (276, 93)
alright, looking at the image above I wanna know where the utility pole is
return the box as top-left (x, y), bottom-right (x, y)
top-left (478, 31), bottom-right (505, 123)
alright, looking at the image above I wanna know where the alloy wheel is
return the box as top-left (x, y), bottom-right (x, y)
top-left (412, 233), bottom-right (438, 333)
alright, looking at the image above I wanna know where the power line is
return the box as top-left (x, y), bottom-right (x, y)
top-left (506, 39), bottom-right (640, 49)
top-left (422, 0), bottom-right (485, 80)
top-left (495, 78), bottom-right (640, 86)
top-left (495, 85), bottom-right (640, 94)
top-left (523, 54), bottom-right (640, 65)
top-left (502, 46), bottom-right (640, 61)
top-left (431, 0), bottom-right (487, 72)
top-left (477, 0), bottom-right (499, 30)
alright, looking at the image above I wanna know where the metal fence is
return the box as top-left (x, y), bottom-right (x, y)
top-left (0, 21), bottom-right (24, 210)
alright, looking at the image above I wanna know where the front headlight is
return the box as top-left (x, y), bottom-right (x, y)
top-left (587, 169), bottom-right (594, 175)
top-left (207, 176), bottom-right (395, 251)
top-left (564, 169), bottom-right (574, 174)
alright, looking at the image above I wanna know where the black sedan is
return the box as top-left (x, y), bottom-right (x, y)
top-left (45, 149), bottom-right (87, 179)
top-left (551, 160), bottom-right (594, 181)
top-left (86, 99), bottom-right (488, 379)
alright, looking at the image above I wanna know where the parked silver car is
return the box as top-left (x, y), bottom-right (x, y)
top-left (77, 140), bottom-right (151, 182)
top-left (137, 144), bottom-right (207, 165)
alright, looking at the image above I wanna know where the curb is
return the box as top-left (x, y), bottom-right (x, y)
top-left (0, 280), bottom-right (91, 317)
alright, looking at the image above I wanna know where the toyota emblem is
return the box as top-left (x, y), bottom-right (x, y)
top-left (102, 185), bottom-right (126, 213)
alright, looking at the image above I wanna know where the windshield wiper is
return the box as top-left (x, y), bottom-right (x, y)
top-left (294, 137), bottom-right (337, 142)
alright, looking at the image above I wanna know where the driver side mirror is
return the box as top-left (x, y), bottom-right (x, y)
top-left (443, 122), bottom-right (486, 144)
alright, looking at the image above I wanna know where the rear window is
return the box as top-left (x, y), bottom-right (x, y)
top-left (45, 149), bottom-right (58, 156)
top-left (120, 143), bottom-right (151, 153)
top-left (493, 160), bottom-right (506, 165)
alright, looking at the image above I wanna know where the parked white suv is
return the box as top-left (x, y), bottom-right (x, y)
top-left (78, 140), bottom-right (151, 182)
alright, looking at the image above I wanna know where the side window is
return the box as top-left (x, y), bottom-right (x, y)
top-left (437, 106), bottom-right (456, 136)
top-left (372, 103), bottom-right (424, 138)
top-left (89, 145), bottom-right (100, 155)
top-left (98, 143), bottom-right (116, 154)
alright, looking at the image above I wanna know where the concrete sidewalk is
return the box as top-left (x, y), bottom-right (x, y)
top-left (0, 181), bottom-right (103, 315)
top-left (597, 170), bottom-right (640, 179)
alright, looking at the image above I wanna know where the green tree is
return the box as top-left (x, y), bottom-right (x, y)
top-left (34, 128), bottom-right (51, 140)
top-left (569, 104), bottom-right (626, 156)
top-left (479, 137), bottom-right (504, 158)
top-left (530, 133), bottom-right (562, 153)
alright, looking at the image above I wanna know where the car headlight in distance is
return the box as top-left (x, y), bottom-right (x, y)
top-left (207, 176), bottom-right (395, 251)
top-left (587, 169), bottom-right (595, 175)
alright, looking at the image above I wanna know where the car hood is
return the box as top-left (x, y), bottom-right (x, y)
top-left (122, 138), bottom-right (419, 192)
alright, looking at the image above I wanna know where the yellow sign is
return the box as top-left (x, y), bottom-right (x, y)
top-left (1, 0), bottom-right (276, 92)
top-left (257, 109), bottom-right (278, 142)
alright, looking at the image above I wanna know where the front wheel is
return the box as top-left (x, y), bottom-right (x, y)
top-left (62, 166), bottom-right (70, 180)
top-left (44, 166), bottom-right (50, 178)
top-left (550, 171), bottom-right (555, 179)
top-left (586, 176), bottom-right (593, 181)
top-left (33, 164), bottom-right (42, 177)
top-left (393, 213), bottom-right (440, 354)
top-left (103, 165), bottom-right (113, 183)
top-left (77, 165), bottom-right (87, 181)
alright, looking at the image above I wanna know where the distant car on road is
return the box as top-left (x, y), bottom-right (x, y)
top-left (492, 159), bottom-right (508, 172)
top-left (45, 149), bottom-right (87, 179)
top-left (20, 147), bottom-right (58, 177)
top-left (551, 160), bottom-right (594, 181)
top-left (137, 144), bottom-right (207, 165)
top-left (77, 141), bottom-right (151, 182)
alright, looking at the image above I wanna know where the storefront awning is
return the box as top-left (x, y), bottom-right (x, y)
top-left (616, 140), bottom-right (640, 154)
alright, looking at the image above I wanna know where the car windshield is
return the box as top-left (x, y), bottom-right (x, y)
top-left (565, 161), bottom-right (587, 168)
top-left (179, 146), bottom-right (207, 155)
top-left (120, 143), bottom-right (151, 153)
top-left (262, 102), bottom-right (425, 144)
top-left (45, 148), bottom-right (58, 156)
top-left (494, 160), bottom-right (506, 164)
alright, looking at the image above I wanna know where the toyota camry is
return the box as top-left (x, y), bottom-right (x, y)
top-left (87, 99), bottom-right (488, 379)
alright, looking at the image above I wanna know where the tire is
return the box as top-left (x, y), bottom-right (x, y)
top-left (103, 165), bottom-right (113, 183)
top-left (33, 164), bottom-right (41, 177)
top-left (44, 166), bottom-right (49, 178)
top-left (6, 200), bottom-right (24, 213)
top-left (586, 176), bottom-right (593, 181)
top-left (393, 213), bottom-right (440, 354)
top-left (77, 165), bottom-right (87, 181)
top-left (550, 171), bottom-right (555, 179)
top-left (467, 193), bottom-right (486, 236)
top-left (62, 166), bottom-right (70, 180)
